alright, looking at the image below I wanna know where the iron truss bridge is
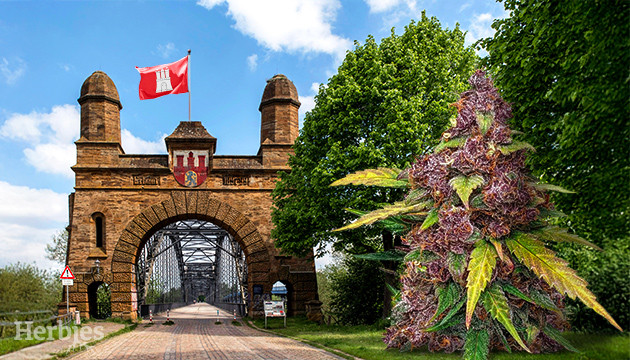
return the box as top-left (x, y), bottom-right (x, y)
top-left (135, 219), bottom-right (247, 312)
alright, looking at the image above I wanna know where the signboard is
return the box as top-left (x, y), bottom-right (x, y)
top-left (264, 300), bottom-right (286, 328)
top-left (264, 301), bottom-right (285, 317)
top-left (60, 266), bottom-right (75, 316)
top-left (60, 266), bottom-right (75, 279)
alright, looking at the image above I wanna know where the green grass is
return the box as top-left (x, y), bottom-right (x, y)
top-left (252, 316), bottom-right (630, 360)
top-left (0, 324), bottom-right (77, 356)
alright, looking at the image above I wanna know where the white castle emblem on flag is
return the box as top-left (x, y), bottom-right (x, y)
top-left (155, 68), bottom-right (173, 93)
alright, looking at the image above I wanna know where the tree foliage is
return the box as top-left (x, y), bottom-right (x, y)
top-left (271, 12), bottom-right (477, 257)
top-left (479, 0), bottom-right (630, 244)
top-left (45, 229), bottom-right (68, 265)
top-left (0, 263), bottom-right (62, 312)
top-left (334, 72), bottom-right (620, 359)
top-left (324, 256), bottom-right (385, 325)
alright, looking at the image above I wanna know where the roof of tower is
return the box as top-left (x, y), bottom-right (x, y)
top-left (78, 71), bottom-right (122, 109)
top-left (259, 74), bottom-right (301, 111)
top-left (165, 121), bottom-right (216, 140)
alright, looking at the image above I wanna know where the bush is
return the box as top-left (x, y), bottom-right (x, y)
top-left (559, 238), bottom-right (630, 332)
top-left (325, 256), bottom-right (385, 325)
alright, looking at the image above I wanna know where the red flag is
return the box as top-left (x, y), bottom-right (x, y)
top-left (136, 56), bottom-right (188, 100)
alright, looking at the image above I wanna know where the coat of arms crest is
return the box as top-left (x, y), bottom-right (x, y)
top-left (173, 150), bottom-right (209, 187)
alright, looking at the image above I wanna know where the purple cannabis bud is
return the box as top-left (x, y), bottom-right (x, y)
top-left (386, 70), bottom-right (570, 356)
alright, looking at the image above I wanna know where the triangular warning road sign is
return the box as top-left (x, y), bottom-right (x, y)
top-left (60, 265), bottom-right (75, 279)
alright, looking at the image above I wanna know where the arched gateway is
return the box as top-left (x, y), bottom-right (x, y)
top-left (63, 71), bottom-right (317, 320)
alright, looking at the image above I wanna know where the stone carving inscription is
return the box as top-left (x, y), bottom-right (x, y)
top-left (222, 175), bottom-right (250, 186)
top-left (133, 175), bottom-right (160, 186)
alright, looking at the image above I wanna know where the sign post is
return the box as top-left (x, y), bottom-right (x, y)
top-left (59, 266), bottom-right (75, 317)
top-left (263, 300), bottom-right (286, 328)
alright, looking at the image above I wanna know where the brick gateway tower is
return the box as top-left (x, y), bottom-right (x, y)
top-left (64, 71), bottom-right (317, 320)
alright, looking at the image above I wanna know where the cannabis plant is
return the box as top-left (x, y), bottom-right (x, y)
top-left (331, 70), bottom-right (621, 359)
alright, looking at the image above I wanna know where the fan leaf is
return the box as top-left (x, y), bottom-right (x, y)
top-left (530, 182), bottom-right (575, 194)
top-left (475, 111), bottom-right (493, 135)
top-left (435, 137), bottom-right (467, 153)
top-left (343, 209), bottom-right (410, 235)
top-left (334, 200), bottom-right (431, 232)
top-left (489, 238), bottom-right (504, 262)
top-left (529, 289), bottom-right (562, 314)
top-left (482, 283), bottom-right (531, 353)
top-left (420, 208), bottom-right (439, 231)
top-left (501, 283), bottom-right (535, 304)
top-left (354, 250), bottom-right (406, 262)
top-left (464, 329), bottom-right (490, 360)
top-left (425, 299), bottom-right (465, 332)
top-left (498, 141), bottom-right (535, 155)
top-left (330, 168), bottom-right (408, 188)
top-left (532, 227), bottom-right (603, 251)
top-left (447, 252), bottom-right (467, 281)
top-left (429, 281), bottom-right (460, 323)
top-left (543, 325), bottom-right (580, 353)
top-left (466, 241), bottom-right (497, 328)
top-left (506, 233), bottom-right (622, 331)
top-left (449, 174), bottom-right (485, 208)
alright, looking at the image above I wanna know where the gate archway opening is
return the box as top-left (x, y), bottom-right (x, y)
top-left (135, 219), bottom-right (248, 317)
top-left (87, 282), bottom-right (111, 319)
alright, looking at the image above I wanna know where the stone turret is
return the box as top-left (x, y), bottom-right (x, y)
top-left (259, 74), bottom-right (300, 145)
top-left (77, 71), bottom-right (122, 143)
top-left (75, 71), bottom-right (124, 167)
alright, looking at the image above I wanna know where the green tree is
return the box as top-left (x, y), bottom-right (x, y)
top-left (0, 263), bottom-right (62, 312)
top-left (326, 256), bottom-right (385, 325)
top-left (45, 229), bottom-right (68, 265)
top-left (272, 13), bottom-right (477, 258)
top-left (479, 0), bottom-right (630, 244)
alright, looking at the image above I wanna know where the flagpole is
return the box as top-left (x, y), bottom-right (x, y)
top-left (188, 49), bottom-right (191, 122)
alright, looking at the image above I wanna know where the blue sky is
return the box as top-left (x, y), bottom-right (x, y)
top-left (0, 0), bottom-right (506, 269)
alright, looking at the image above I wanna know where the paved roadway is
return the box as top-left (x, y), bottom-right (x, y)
top-left (69, 303), bottom-right (345, 360)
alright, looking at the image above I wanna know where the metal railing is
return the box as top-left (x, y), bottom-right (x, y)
top-left (0, 310), bottom-right (74, 338)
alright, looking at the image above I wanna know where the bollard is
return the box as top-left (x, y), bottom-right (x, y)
top-left (217, 309), bottom-right (219, 316)
top-left (233, 309), bottom-right (236, 321)
top-left (75, 310), bottom-right (81, 325)
top-left (167, 309), bottom-right (170, 322)
top-left (149, 309), bottom-right (153, 323)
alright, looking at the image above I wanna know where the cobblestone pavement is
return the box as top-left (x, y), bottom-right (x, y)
top-left (0, 322), bottom-right (125, 360)
top-left (69, 303), bottom-right (345, 360)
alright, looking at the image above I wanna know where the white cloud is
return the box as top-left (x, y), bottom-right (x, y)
top-left (24, 143), bottom-right (76, 178)
top-left (459, 2), bottom-right (472, 12)
top-left (157, 42), bottom-right (177, 59)
top-left (364, 0), bottom-right (402, 13)
top-left (0, 180), bottom-right (67, 224)
top-left (247, 53), bottom-right (258, 72)
top-left (298, 82), bottom-right (320, 121)
top-left (121, 129), bottom-right (166, 154)
top-left (0, 104), bottom-right (79, 178)
top-left (197, 0), bottom-right (352, 60)
top-left (0, 57), bottom-right (26, 85)
top-left (0, 105), bottom-right (166, 178)
top-left (464, 10), bottom-right (510, 56)
top-left (0, 222), bottom-right (60, 268)
top-left (465, 13), bottom-right (494, 46)
top-left (0, 181), bottom-right (67, 268)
